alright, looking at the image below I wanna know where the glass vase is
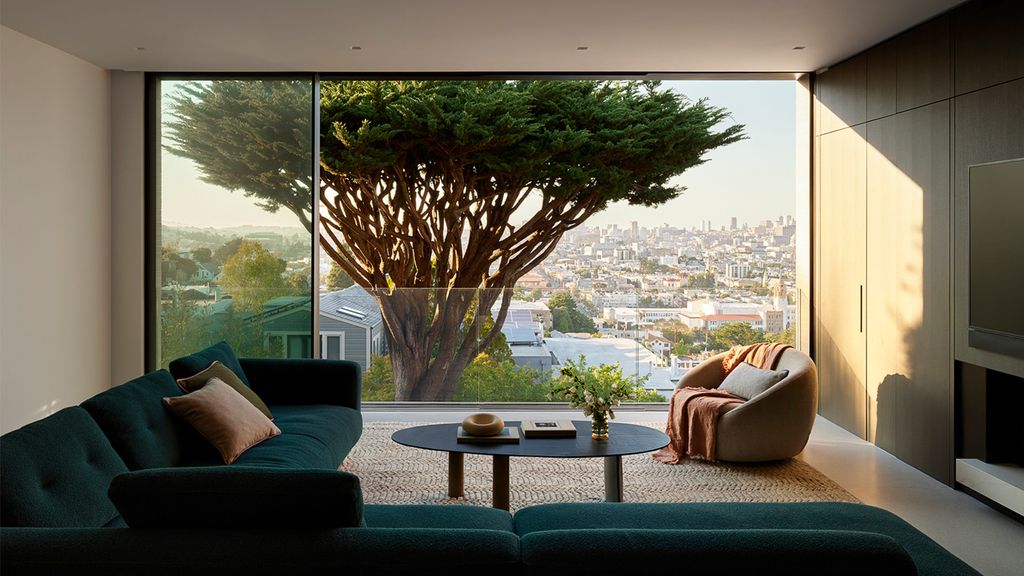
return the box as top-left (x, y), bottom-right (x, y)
top-left (591, 412), bottom-right (609, 440)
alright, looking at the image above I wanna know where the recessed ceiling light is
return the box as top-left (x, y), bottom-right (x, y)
top-left (350, 45), bottom-right (363, 51)
top-left (576, 46), bottom-right (589, 51)
top-left (792, 46), bottom-right (806, 50)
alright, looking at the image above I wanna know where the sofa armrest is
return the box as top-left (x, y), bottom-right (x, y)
top-left (238, 358), bottom-right (361, 410)
top-left (108, 466), bottom-right (364, 528)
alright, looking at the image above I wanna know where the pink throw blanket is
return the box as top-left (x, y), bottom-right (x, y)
top-left (652, 387), bottom-right (744, 463)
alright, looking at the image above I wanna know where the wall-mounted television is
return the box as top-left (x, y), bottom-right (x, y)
top-left (969, 158), bottom-right (1024, 359)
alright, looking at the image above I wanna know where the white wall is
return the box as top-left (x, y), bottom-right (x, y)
top-left (110, 71), bottom-right (146, 383)
top-left (1, 26), bottom-right (112, 433)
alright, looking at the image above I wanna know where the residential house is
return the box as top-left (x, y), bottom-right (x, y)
top-left (319, 285), bottom-right (387, 372)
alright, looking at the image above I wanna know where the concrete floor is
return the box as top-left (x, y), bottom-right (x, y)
top-left (363, 408), bottom-right (1024, 575)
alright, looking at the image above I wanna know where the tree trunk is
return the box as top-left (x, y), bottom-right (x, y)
top-left (378, 287), bottom-right (511, 401)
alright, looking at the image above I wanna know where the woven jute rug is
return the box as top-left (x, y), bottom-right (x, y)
top-left (342, 422), bottom-right (857, 511)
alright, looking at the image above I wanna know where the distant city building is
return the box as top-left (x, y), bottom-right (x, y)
top-left (516, 271), bottom-right (549, 289)
top-left (762, 309), bottom-right (785, 333)
top-left (189, 263), bottom-right (216, 283)
top-left (702, 314), bottom-right (763, 330)
top-left (644, 333), bottom-right (673, 358)
top-left (613, 247), bottom-right (635, 262)
top-left (726, 263), bottom-right (750, 279)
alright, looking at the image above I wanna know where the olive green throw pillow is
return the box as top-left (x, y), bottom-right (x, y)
top-left (176, 360), bottom-right (273, 419)
top-left (163, 378), bottom-right (281, 464)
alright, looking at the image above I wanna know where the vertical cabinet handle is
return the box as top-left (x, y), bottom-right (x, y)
top-left (859, 285), bottom-right (864, 333)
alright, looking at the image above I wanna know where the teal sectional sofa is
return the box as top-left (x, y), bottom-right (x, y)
top-left (0, 346), bottom-right (980, 575)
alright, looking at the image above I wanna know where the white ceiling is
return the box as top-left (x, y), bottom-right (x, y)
top-left (1, 0), bottom-right (962, 73)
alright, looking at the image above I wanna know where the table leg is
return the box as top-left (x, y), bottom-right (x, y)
top-left (493, 455), bottom-right (510, 510)
top-left (448, 452), bottom-right (464, 498)
top-left (604, 455), bottom-right (624, 502)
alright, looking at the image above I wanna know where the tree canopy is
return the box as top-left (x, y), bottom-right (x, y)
top-left (548, 290), bottom-right (597, 334)
top-left (220, 240), bottom-right (287, 312)
top-left (706, 322), bottom-right (765, 351)
top-left (164, 80), bottom-right (314, 231)
top-left (323, 261), bottom-right (355, 291)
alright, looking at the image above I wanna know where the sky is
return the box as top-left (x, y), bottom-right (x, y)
top-left (160, 80), bottom-right (796, 231)
top-left (584, 80), bottom-right (797, 230)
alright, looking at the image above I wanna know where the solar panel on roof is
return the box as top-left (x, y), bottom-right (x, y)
top-left (336, 306), bottom-right (367, 320)
top-left (504, 327), bottom-right (539, 345)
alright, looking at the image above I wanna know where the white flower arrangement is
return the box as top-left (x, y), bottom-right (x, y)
top-left (548, 356), bottom-right (649, 423)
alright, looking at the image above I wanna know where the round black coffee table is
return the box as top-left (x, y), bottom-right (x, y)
top-left (391, 421), bottom-right (669, 510)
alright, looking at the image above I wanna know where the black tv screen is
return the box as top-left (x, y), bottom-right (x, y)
top-left (969, 158), bottom-right (1024, 359)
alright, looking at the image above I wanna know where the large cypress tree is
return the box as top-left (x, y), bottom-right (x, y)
top-left (167, 79), bottom-right (744, 400)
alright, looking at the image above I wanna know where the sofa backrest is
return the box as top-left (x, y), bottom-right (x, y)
top-left (1, 407), bottom-right (128, 527)
top-left (81, 370), bottom-right (202, 470)
top-left (519, 529), bottom-right (917, 576)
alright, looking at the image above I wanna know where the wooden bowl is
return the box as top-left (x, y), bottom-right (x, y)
top-left (462, 413), bottom-right (504, 436)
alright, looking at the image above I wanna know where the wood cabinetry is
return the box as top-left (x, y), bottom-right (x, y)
top-left (954, 0), bottom-right (1024, 95)
top-left (815, 0), bottom-right (1024, 487)
top-left (865, 102), bottom-right (951, 481)
top-left (816, 125), bottom-right (867, 438)
top-left (816, 53), bottom-right (953, 483)
top-left (816, 53), bottom-right (865, 135)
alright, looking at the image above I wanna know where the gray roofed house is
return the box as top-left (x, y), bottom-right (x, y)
top-left (319, 285), bottom-right (387, 371)
top-left (497, 306), bottom-right (554, 374)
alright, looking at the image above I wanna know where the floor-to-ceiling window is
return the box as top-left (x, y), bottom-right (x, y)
top-left (147, 75), bottom-right (802, 403)
top-left (150, 77), bottom-right (315, 368)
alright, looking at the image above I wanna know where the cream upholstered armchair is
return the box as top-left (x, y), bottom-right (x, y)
top-left (674, 347), bottom-right (819, 462)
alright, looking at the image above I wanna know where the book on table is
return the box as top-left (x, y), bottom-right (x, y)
top-left (521, 420), bottom-right (577, 438)
top-left (456, 426), bottom-right (521, 444)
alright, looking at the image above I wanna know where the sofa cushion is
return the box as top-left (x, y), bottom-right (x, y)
top-left (514, 502), bottom-right (980, 576)
top-left (169, 341), bottom-right (250, 388)
top-left (184, 404), bottom-right (362, 469)
top-left (81, 370), bottom-right (207, 470)
top-left (364, 504), bottom-right (514, 531)
top-left (163, 378), bottom-right (282, 464)
top-left (108, 467), bottom-right (364, 528)
top-left (1, 407), bottom-right (127, 527)
top-left (176, 360), bottom-right (273, 419)
top-left (519, 529), bottom-right (916, 576)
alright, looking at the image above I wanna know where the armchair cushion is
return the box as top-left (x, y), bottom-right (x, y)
top-left (108, 467), bottom-right (364, 528)
top-left (718, 362), bottom-right (789, 400)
